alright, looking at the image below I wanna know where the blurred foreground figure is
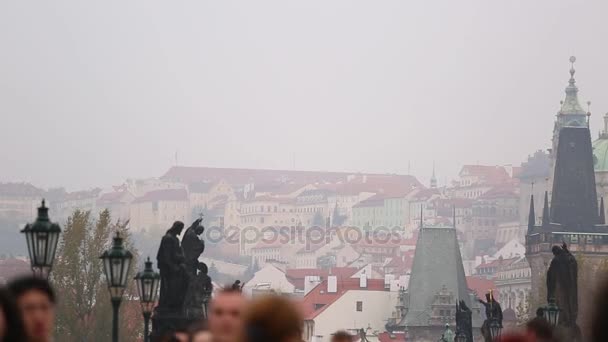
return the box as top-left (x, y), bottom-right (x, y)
top-left (208, 288), bottom-right (247, 342)
top-left (0, 287), bottom-right (26, 341)
top-left (525, 310), bottom-right (554, 342)
top-left (242, 295), bottom-right (302, 342)
top-left (8, 277), bottom-right (55, 342)
top-left (591, 276), bottom-right (608, 342)
top-left (331, 330), bottom-right (353, 342)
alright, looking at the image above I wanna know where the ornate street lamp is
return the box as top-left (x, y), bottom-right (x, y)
top-left (489, 319), bottom-right (502, 341)
top-left (101, 232), bottom-right (133, 342)
top-left (21, 200), bottom-right (61, 278)
top-left (134, 257), bottom-right (160, 342)
top-left (454, 331), bottom-right (467, 342)
top-left (543, 299), bottom-right (560, 327)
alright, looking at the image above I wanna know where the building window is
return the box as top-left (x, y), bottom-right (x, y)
top-left (356, 301), bottom-right (363, 312)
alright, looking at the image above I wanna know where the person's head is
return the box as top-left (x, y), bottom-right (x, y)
top-left (551, 245), bottom-right (561, 256)
top-left (331, 330), bottom-right (353, 342)
top-left (0, 287), bottom-right (26, 342)
top-left (8, 276), bottom-right (56, 342)
top-left (525, 316), bottom-right (554, 341)
top-left (242, 295), bottom-right (302, 342)
top-left (168, 221), bottom-right (185, 236)
top-left (194, 225), bottom-right (205, 235)
top-left (208, 288), bottom-right (247, 342)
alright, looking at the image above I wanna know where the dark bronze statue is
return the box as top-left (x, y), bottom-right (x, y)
top-left (182, 218), bottom-right (205, 277)
top-left (152, 219), bottom-right (213, 341)
top-left (479, 292), bottom-right (502, 342)
top-left (455, 300), bottom-right (473, 342)
top-left (156, 221), bottom-right (188, 309)
top-left (546, 243), bottom-right (578, 326)
top-left (184, 262), bottom-right (213, 320)
top-left (231, 280), bottom-right (242, 292)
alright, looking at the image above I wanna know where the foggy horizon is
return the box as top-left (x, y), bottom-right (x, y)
top-left (2, 0), bottom-right (608, 191)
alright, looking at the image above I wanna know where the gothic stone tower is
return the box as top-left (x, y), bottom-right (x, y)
top-left (526, 125), bottom-right (608, 334)
top-left (547, 56), bottom-right (591, 195)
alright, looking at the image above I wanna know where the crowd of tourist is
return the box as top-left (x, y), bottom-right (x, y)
top-left (3, 275), bottom-right (608, 342)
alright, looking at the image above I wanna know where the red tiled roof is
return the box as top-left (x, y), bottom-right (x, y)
top-left (410, 188), bottom-right (440, 200)
top-left (301, 278), bottom-right (386, 319)
top-left (459, 165), bottom-right (511, 184)
top-left (162, 166), bottom-right (420, 187)
top-left (352, 194), bottom-right (386, 208)
top-left (378, 332), bottom-right (406, 342)
top-left (466, 276), bottom-right (497, 297)
top-left (133, 189), bottom-right (188, 203)
top-left (478, 186), bottom-right (519, 200)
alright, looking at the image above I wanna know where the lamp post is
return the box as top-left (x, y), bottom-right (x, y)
top-left (134, 257), bottom-right (160, 342)
top-left (21, 200), bottom-right (61, 279)
top-left (101, 232), bottom-right (133, 342)
top-left (543, 298), bottom-right (560, 327)
top-left (489, 319), bottom-right (502, 341)
top-left (454, 331), bottom-right (467, 342)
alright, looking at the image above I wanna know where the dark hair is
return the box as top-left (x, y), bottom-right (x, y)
top-left (332, 330), bottom-right (353, 342)
top-left (0, 287), bottom-right (27, 341)
top-left (525, 316), bottom-right (553, 340)
top-left (8, 276), bottom-right (56, 304)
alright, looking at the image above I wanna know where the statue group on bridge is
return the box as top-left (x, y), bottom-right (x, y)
top-left (153, 218), bottom-right (213, 339)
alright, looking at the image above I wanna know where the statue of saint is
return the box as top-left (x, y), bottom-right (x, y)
top-left (156, 221), bottom-right (188, 310)
top-left (440, 324), bottom-right (454, 342)
top-left (479, 292), bottom-right (502, 342)
top-left (546, 243), bottom-right (578, 327)
top-left (182, 218), bottom-right (205, 277)
top-left (456, 300), bottom-right (472, 342)
top-left (184, 262), bottom-right (214, 320)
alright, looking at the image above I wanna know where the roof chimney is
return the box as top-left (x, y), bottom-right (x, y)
top-left (359, 272), bottom-right (367, 288)
top-left (327, 275), bottom-right (337, 293)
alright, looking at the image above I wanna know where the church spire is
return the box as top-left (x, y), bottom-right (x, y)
top-left (528, 194), bottom-right (536, 233)
top-left (542, 191), bottom-right (550, 226)
top-left (559, 56), bottom-right (587, 117)
top-left (430, 162), bottom-right (437, 189)
top-left (600, 197), bottom-right (606, 225)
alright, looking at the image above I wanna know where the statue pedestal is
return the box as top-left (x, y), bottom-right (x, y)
top-left (150, 308), bottom-right (188, 342)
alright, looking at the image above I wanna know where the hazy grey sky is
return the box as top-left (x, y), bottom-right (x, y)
top-left (1, 1), bottom-right (607, 190)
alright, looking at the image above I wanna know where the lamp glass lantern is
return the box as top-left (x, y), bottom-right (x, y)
top-left (100, 232), bottom-right (133, 300)
top-left (134, 257), bottom-right (160, 315)
top-left (21, 200), bottom-right (61, 278)
top-left (489, 320), bottom-right (502, 340)
top-left (543, 299), bottom-right (560, 327)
